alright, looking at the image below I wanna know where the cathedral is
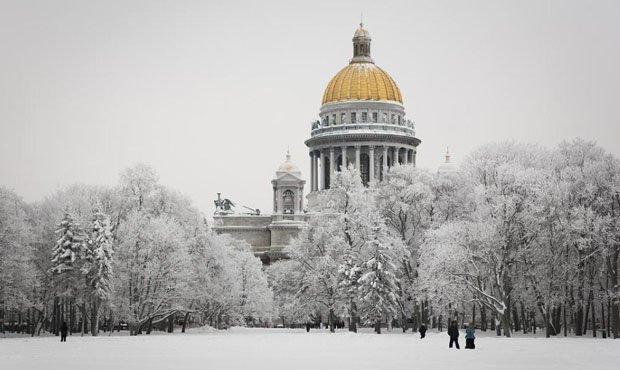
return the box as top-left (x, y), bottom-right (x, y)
top-left (213, 23), bottom-right (421, 263)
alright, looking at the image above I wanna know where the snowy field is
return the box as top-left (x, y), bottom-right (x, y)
top-left (2, 328), bottom-right (619, 370)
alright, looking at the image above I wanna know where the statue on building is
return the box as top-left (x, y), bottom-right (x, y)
top-left (214, 193), bottom-right (236, 215)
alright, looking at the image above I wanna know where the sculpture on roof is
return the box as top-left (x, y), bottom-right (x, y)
top-left (214, 193), bottom-right (236, 215)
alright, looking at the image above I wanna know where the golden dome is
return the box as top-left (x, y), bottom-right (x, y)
top-left (322, 62), bottom-right (403, 105)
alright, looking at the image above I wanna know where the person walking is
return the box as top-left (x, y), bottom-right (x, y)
top-left (60, 322), bottom-right (68, 342)
top-left (418, 323), bottom-right (427, 339)
top-left (305, 322), bottom-right (311, 332)
top-left (465, 322), bottom-right (476, 349)
top-left (447, 320), bottom-right (460, 349)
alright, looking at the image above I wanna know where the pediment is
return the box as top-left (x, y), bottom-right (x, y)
top-left (274, 172), bottom-right (305, 183)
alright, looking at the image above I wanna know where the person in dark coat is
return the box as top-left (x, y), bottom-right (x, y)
top-left (305, 322), bottom-right (311, 332)
top-left (418, 324), bottom-right (427, 339)
top-left (60, 322), bottom-right (68, 342)
top-left (447, 320), bottom-right (460, 349)
top-left (465, 322), bottom-right (476, 349)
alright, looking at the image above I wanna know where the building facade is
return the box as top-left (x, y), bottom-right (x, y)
top-left (214, 23), bottom-right (420, 261)
top-left (212, 152), bottom-right (307, 264)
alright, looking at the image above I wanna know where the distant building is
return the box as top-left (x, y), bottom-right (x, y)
top-left (213, 23), bottom-right (421, 262)
top-left (438, 148), bottom-right (458, 173)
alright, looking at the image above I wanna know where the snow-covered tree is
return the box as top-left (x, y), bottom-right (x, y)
top-left (113, 211), bottom-right (189, 335)
top-left (357, 227), bottom-right (404, 334)
top-left (50, 211), bottom-right (87, 282)
top-left (82, 208), bottom-right (114, 335)
top-left (0, 188), bottom-right (34, 328)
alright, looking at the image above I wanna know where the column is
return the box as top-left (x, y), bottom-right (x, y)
top-left (319, 152), bottom-right (325, 191)
top-left (393, 147), bottom-right (400, 165)
top-left (369, 146), bottom-right (375, 182)
top-left (273, 188), bottom-right (277, 213)
top-left (329, 147), bottom-right (335, 188)
top-left (383, 146), bottom-right (388, 171)
top-left (403, 148), bottom-right (408, 165)
top-left (313, 151), bottom-right (319, 191)
top-left (309, 152), bottom-right (315, 192)
top-left (355, 146), bottom-right (361, 170)
top-left (341, 146), bottom-right (347, 170)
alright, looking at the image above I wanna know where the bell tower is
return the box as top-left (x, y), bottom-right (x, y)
top-left (271, 151), bottom-right (306, 221)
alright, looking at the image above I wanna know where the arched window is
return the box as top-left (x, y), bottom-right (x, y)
top-left (282, 190), bottom-right (294, 214)
top-left (283, 190), bottom-right (295, 214)
top-left (360, 153), bottom-right (370, 186)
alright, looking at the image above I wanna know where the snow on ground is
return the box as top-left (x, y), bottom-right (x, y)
top-left (2, 328), bottom-right (619, 370)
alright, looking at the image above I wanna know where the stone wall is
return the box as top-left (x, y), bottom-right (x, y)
top-left (212, 215), bottom-right (272, 252)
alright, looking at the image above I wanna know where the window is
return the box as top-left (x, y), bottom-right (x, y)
top-left (391, 114), bottom-right (396, 124)
top-left (322, 116), bottom-right (328, 126)
top-left (332, 114), bottom-right (336, 125)
top-left (382, 112), bottom-right (387, 123)
top-left (341, 112), bottom-right (346, 124)
top-left (361, 112), bottom-right (368, 123)
top-left (351, 112), bottom-right (357, 123)
top-left (372, 112), bottom-right (378, 123)
top-left (398, 115), bottom-right (401, 125)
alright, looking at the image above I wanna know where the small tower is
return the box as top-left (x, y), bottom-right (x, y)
top-left (271, 151), bottom-right (306, 221)
top-left (351, 22), bottom-right (373, 63)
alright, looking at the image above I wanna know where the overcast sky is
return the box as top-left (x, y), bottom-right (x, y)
top-left (1, 0), bottom-right (619, 215)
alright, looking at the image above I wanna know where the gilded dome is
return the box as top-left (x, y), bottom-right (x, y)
top-left (322, 24), bottom-right (403, 105)
top-left (322, 63), bottom-right (402, 105)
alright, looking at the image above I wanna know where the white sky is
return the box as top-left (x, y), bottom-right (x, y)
top-left (1, 0), bottom-right (619, 215)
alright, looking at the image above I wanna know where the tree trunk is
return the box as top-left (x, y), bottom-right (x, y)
top-left (81, 304), bottom-right (87, 336)
top-left (480, 305), bottom-right (487, 331)
top-left (583, 289), bottom-right (592, 336)
top-left (108, 311), bottom-right (115, 336)
top-left (349, 300), bottom-right (357, 333)
top-left (521, 304), bottom-right (527, 334)
top-left (374, 318), bottom-right (381, 334)
top-left (575, 270), bottom-right (585, 336)
top-left (471, 304), bottom-right (476, 327)
top-left (600, 300), bottom-right (606, 338)
top-left (167, 315), bottom-right (174, 333)
top-left (91, 298), bottom-right (99, 336)
top-left (592, 297), bottom-right (597, 337)
top-left (182, 312), bottom-right (190, 333)
top-left (563, 303), bottom-right (568, 336)
top-left (512, 305), bottom-right (520, 332)
top-left (608, 247), bottom-right (619, 338)
top-left (53, 297), bottom-right (59, 336)
top-left (328, 309), bottom-right (335, 333)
